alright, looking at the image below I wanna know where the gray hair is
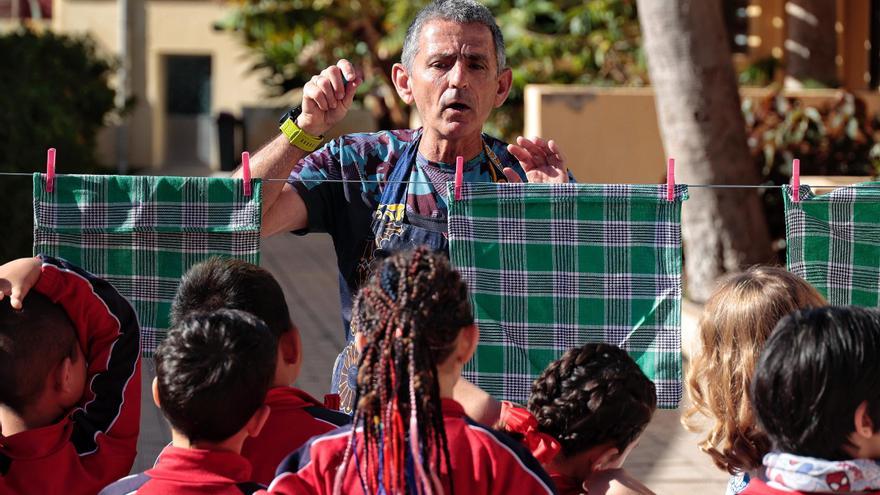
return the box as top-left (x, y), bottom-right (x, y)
top-left (401, 0), bottom-right (506, 74)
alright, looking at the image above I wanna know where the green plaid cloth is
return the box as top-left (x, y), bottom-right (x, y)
top-left (448, 182), bottom-right (687, 409)
top-left (33, 174), bottom-right (262, 356)
top-left (784, 183), bottom-right (880, 306)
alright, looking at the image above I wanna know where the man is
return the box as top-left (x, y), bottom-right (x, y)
top-left (239, 0), bottom-right (568, 411)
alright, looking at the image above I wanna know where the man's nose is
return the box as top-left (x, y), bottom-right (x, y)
top-left (448, 60), bottom-right (469, 88)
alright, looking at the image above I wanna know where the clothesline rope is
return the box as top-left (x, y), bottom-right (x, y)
top-left (1, 171), bottom-right (871, 190)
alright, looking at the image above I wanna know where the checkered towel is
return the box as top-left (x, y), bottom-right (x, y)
top-left (784, 183), bottom-right (880, 306)
top-left (33, 174), bottom-right (262, 355)
top-left (448, 182), bottom-right (687, 408)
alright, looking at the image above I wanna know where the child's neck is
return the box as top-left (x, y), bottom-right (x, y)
top-left (0, 402), bottom-right (64, 436)
top-left (171, 428), bottom-right (246, 454)
top-left (547, 451), bottom-right (596, 484)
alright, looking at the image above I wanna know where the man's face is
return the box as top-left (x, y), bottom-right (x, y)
top-left (405, 19), bottom-right (510, 140)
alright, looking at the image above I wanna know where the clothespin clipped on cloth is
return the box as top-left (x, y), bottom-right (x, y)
top-left (454, 155), bottom-right (464, 201)
top-left (792, 158), bottom-right (800, 203)
top-left (242, 151), bottom-right (252, 197)
top-left (45, 148), bottom-right (56, 193)
top-left (666, 157), bottom-right (675, 201)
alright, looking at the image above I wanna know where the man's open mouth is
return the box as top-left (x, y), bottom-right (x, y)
top-left (444, 102), bottom-right (471, 111)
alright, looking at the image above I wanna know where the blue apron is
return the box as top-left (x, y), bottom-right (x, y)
top-left (329, 131), bottom-right (507, 413)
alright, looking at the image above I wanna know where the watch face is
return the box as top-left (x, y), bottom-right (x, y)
top-left (279, 106), bottom-right (302, 124)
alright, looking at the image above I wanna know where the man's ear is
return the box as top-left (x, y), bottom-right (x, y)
top-left (152, 377), bottom-right (162, 409)
top-left (494, 67), bottom-right (513, 108)
top-left (392, 63), bottom-right (415, 105)
top-left (854, 400), bottom-right (876, 439)
top-left (246, 404), bottom-right (271, 438)
top-left (591, 445), bottom-right (621, 472)
top-left (279, 329), bottom-right (300, 365)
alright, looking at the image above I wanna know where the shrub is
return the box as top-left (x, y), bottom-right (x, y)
top-left (0, 28), bottom-right (117, 261)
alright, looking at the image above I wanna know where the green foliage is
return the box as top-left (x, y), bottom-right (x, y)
top-left (0, 28), bottom-right (117, 261)
top-left (743, 91), bottom-right (880, 246)
top-left (219, 0), bottom-right (646, 138)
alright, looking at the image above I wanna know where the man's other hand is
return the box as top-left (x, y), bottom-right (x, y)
top-left (504, 136), bottom-right (569, 184)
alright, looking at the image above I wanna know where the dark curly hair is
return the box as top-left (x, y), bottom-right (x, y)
top-left (335, 247), bottom-right (474, 494)
top-left (527, 343), bottom-right (657, 457)
top-left (155, 309), bottom-right (277, 443)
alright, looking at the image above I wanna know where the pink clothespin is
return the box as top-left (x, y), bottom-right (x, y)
top-left (45, 148), bottom-right (56, 193)
top-left (454, 155), bottom-right (464, 201)
top-left (666, 157), bottom-right (675, 201)
top-left (242, 151), bottom-right (252, 197)
top-left (792, 158), bottom-right (800, 203)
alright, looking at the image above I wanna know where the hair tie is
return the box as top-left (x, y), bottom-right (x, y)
top-left (500, 401), bottom-right (562, 464)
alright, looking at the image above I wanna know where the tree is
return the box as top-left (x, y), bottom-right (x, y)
top-left (784, 0), bottom-right (838, 88)
top-left (0, 29), bottom-right (117, 261)
top-left (636, 0), bottom-right (773, 302)
top-left (219, 0), bottom-right (647, 140)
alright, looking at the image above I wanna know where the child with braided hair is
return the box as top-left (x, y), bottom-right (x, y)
top-left (268, 247), bottom-right (556, 495)
top-left (495, 343), bottom-right (658, 495)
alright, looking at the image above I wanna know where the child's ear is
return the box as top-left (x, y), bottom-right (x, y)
top-left (355, 331), bottom-right (367, 354)
top-left (391, 63), bottom-right (415, 105)
top-left (458, 324), bottom-right (479, 364)
top-left (246, 404), bottom-right (271, 438)
top-left (54, 356), bottom-right (74, 394)
top-left (152, 377), bottom-right (162, 409)
top-left (279, 329), bottom-right (300, 365)
top-left (854, 400), bottom-right (875, 439)
top-left (591, 445), bottom-right (622, 472)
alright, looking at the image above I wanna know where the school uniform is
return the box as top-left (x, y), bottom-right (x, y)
top-left (0, 255), bottom-right (141, 495)
top-left (99, 446), bottom-right (264, 494)
top-left (240, 386), bottom-right (350, 484)
top-left (741, 479), bottom-right (880, 495)
top-left (268, 398), bottom-right (557, 495)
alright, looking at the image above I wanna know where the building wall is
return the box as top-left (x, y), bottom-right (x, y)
top-left (52, 0), bottom-right (283, 170)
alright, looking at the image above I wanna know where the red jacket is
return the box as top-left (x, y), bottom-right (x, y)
top-left (267, 399), bottom-right (557, 495)
top-left (742, 479), bottom-right (880, 495)
top-left (0, 255), bottom-right (141, 495)
top-left (240, 387), bottom-right (350, 484)
top-left (99, 445), bottom-right (264, 494)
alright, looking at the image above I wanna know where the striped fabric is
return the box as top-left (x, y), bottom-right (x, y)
top-left (33, 174), bottom-right (261, 355)
top-left (784, 183), bottom-right (880, 307)
top-left (448, 182), bottom-right (687, 408)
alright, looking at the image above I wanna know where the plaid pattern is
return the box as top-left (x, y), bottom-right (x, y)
top-left (784, 183), bottom-right (880, 306)
top-left (33, 174), bottom-right (262, 355)
top-left (448, 182), bottom-right (687, 409)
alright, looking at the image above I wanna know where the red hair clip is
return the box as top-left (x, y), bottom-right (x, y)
top-left (500, 401), bottom-right (562, 464)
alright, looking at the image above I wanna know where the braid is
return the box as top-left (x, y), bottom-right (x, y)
top-left (527, 343), bottom-right (657, 457)
top-left (335, 247), bottom-right (473, 494)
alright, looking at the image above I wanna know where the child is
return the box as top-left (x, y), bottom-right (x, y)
top-left (100, 309), bottom-right (276, 494)
top-left (498, 343), bottom-right (657, 495)
top-left (269, 247), bottom-right (555, 494)
top-left (682, 266), bottom-right (825, 494)
top-left (169, 258), bottom-right (349, 484)
top-left (743, 306), bottom-right (880, 495)
top-left (0, 255), bottom-right (141, 495)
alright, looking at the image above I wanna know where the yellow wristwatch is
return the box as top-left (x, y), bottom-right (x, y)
top-left (279, 106), bottom-right (323, 152)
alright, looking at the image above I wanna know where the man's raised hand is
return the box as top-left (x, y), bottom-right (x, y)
top-left (298, 59), bottom-right (364, 137)
top-left (503, 136), bottom-right (569, 184)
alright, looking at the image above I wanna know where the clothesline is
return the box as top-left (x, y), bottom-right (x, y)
top-left (0, 171), bottom-right (862, 189)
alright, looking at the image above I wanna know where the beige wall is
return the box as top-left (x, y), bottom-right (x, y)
top-left (525, 85), bottom-right (880, 184)
top-left (53, 0), bottom-right (285, 170)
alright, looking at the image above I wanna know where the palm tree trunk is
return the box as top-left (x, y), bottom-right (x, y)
top-left (636, 0), bottom-right (774, 302)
